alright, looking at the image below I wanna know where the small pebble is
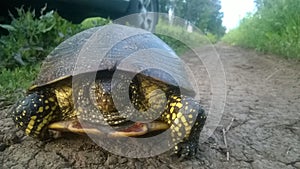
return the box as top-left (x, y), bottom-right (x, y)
top-left (118, 158), bottom-right (128, 164)
top-left (0, 143), bottom-right (7, 151)
top-left (134, 161), bottom-right (142, 169)
top-left (159, 164), bottom-right (170, 169)
top-left (105, 155), bottom-right (118, 166)
top-left (294, 162), bottom-right (300, 169)
top-left (147, 166), bottom-right (156, 169)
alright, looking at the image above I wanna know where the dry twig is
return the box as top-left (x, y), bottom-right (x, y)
top-left (223, 118), bottom-right (235, 161)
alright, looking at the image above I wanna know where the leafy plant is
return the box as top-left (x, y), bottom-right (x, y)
top-left (0, 7), bottom-right (111, 104)
top-left (0, 7), bottom-right (82, 69)
top-left (155, 18), bottom-right (211, 55)
top-left (81, 17), bottom-right (111, 29)
top-left (0, 64), bottom-right (40, 104)
top-left (223, 0), bottom-right (300, 58)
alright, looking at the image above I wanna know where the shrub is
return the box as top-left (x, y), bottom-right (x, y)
top-left (223, 0), bottom-right (300, 58)
top-left (0, 7), bottom-right (81, 69)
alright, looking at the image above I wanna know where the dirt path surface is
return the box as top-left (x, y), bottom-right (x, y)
top-left (1, 44), bottom-right (299, 169)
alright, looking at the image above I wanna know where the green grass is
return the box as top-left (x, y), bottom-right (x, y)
top-left (0, 7), bottom-right (80, 104)
top-left (222, 0), bottom-right (300, 58)
top-left (0, 64), bottom-right (40, 104)
top-left (0, 7), bottom-right (111, 104)
top-left (155, 19), bottom-right (216, 55)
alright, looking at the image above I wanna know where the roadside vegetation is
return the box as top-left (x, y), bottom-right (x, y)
top-left (155, 18), bottom-right (216, 55)
top-left (223, 0), bottom-right (300, 58)
top-left (0, 4), bottom-right (223, 105)
top-left (0, 8), bottom-right (109, 104)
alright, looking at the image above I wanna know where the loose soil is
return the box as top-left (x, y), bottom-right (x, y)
top-left (1, 44), bottom-right (299, 169)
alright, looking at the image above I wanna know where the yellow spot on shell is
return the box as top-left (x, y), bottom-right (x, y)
top-left (51, 105), bottom-right (57, 111)
top-left (188, 114), bottom-right (193, 119)
top-left (183, 122), bottom-right (189, 127)
top-left (38, 107), bottom-right (44, 113)
top-left (177, 112), bottom-right (183, 118)
top-left (27, 116), bottom-right (37, 128)
top-left (170, 103), bottom-right (176, 107)
top-left (45, 100), bottom-right (49, 103)
top-left (45, 106), bottom-right (50, 110)
top-left (171, 106), bottom-right (177, 114)
top-left (49, 97), bottom-right (55, 102)
top-left (181, 116), bottom-right (187, 123)
top-left (174, 118), bottom-right (179, 124)
top-left (176, 103), bottom-right (183, 109)
top-left (27, 124), bottom-right (33, 130)
top-left (36, 125), bottom-right (43, 132)
top-left (31, 116), bottom-right (37, 120)
top-left (172, 113), bottom-right (176, 120)
top-left (186, 126), bottom-right (192, 131)
top-left (166, 114), bottom-right (170, 119)
top-left (25, 128), bottom-right (31, 135)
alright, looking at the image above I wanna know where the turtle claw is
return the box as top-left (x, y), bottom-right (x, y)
top-left (173, 140), bottom-right (198, 160)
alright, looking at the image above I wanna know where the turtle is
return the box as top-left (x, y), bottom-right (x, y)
top-left (11, 24), bottom-right (207, 158)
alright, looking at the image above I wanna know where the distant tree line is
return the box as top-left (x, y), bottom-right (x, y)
top-left (159, 0), bottom-right (226, 38)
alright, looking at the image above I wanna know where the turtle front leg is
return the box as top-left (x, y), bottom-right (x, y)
top-left (161, 95), bottom-right (207, 158)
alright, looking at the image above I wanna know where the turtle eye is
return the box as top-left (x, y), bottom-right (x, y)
top-left (12, 92), bottom-right (59, 138)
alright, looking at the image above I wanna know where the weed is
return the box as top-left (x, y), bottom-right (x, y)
top-left (222, 0), bottom-right (300, 58)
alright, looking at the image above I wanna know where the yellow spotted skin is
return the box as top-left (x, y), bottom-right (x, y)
top-left (161, 95), bottom-right (206, 156)
top-left (12, 91), bottom-right (60, 138)
top-left (128, 75), bottom-right (207, 157)
top-left (12, 73), bottom-right (206, 157)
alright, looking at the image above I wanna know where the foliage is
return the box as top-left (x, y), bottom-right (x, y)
top-left (0, 64), bottom-right (40, 104)
top-left (0, 7), bottom-right (111, 104)
top-left (159, 0), bottom-right (171, 13)
top-left (0, 7), bottom-right (82, 69)
top-left (155, 18), bottom-right (212, 54)
top-left (160, 0), bottom-right (226, 38)
top-left (80, 17), bottom-right (111, 30)
top-left (223, 0), bottom-right (300, 58)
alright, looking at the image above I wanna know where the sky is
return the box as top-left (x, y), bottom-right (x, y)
top-left (220, 0), bottom-right (256, 32)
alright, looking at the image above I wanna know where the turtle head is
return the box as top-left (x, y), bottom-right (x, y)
top-left (12, 92), bottom-right (59, 139)
top-left (93, 79), bottom-right (116, 113)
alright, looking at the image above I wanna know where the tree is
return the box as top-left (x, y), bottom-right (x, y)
top-left (160, 0), bottom-right (226, 38)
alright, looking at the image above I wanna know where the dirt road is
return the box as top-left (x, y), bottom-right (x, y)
top-left (1, 44), bottom-right (299, 169)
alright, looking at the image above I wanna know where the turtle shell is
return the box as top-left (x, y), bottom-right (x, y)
top-left (30, 24), bottom-right (195, 95)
